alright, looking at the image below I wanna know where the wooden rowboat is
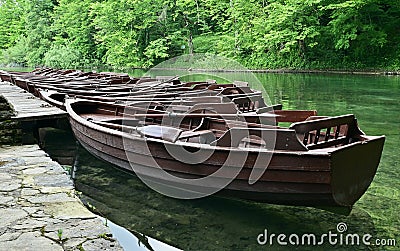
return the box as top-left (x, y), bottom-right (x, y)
top-left (38, 88), bottom-right (282, 120)
top-left (66, 99), bottom-right (385, 213)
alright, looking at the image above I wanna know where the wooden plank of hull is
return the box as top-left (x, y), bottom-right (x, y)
top-left (14, 78), bottom-right (29, 91)
top-left (0, 75), bottom-right (12, 83)
top-left (76, 136), bottom-right (336, 206)
top-left (74, 127), bottom-right (332, 184)
top-left (38, 90), bottom-right (65, 110)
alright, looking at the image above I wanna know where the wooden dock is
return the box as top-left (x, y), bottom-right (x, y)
top-left (0, 81), bottom-right (67, 121)
top-left (0, 80), bottom-right (68, 144)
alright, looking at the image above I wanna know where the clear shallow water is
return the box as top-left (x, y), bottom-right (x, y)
top-left (37, 71), bottom-right (399, 251)
top-left (99, 216), bottom-right (181, 251)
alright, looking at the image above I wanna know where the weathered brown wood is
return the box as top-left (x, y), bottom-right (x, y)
top-left (289, 114), bottom-right (355, 133)
top-left (187, 102), bottom-right (239, 114)
top-left (274, 110), bottom-right (317, 122)
top-left (214, 127), bottom-right (308, 151)
top-left (66, 99), bottom-right (385, 210)
top-left (289, 114), bottom-right (358, 148)
top-left (231, 95), bottom-right (267, 112)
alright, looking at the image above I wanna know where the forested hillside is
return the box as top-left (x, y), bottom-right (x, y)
top-left (1, 0), bottom-right (399, 70)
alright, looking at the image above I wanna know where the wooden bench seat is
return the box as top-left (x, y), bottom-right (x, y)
top-left (136, 125), bottom-right (183, 142)
top-left (289, 114), bottom-right (361, 149)
top-left (179, 130), bottom-right (216, 144)
top-left (187, 102), bottom-right (239, 114)
top-left (212, 127), bottom-right (308, 151)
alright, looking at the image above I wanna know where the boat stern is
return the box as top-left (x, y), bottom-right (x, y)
top-left (330, 135), bottom-right (385, 206)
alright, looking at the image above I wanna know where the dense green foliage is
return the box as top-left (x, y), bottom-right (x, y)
top-left (1, 0), bottom-right (399, 70)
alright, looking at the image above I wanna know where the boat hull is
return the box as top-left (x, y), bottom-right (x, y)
top-left (69, 114), bottom-right (385, 209)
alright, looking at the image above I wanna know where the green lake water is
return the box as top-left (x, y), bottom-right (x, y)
top-left (38, 71), bottom-right (399, 251)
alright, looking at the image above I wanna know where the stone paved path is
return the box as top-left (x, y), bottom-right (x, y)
top-left (0, 145), bottom-right (123, 251)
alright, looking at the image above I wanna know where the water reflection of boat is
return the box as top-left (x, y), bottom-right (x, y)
top-left (66, 99), bottom-right (385, 213)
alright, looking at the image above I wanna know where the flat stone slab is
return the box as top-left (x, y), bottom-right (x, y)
top-left (0, 195), bottom-right (14, 205)
top-left (0, 145), bottom-right (123, 250)
top-left (0, 208), bottom-right (28, 228)
top-left (0, 232), bottom-right (63, 251)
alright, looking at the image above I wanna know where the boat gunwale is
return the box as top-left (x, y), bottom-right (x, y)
top-left (65, 99), bottom-right (383, 156)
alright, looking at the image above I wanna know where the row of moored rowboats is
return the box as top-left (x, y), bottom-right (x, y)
top-left (0, 68), bottom-right (385, 214)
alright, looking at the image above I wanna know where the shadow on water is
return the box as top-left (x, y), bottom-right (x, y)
top-left (40, 128), bottom-right (380, 251)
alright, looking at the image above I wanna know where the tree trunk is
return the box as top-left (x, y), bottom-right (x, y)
top-left (188, 31), bottom-right (193, 55)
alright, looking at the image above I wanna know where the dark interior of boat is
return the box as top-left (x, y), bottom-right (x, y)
top-left (73, 100), bottom-right (365, 151)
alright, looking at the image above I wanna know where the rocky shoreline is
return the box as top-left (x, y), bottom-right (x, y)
top-left (139, 66), bottom-right (400, 75)
top-left (0, 144), bottom-right (123, 251)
